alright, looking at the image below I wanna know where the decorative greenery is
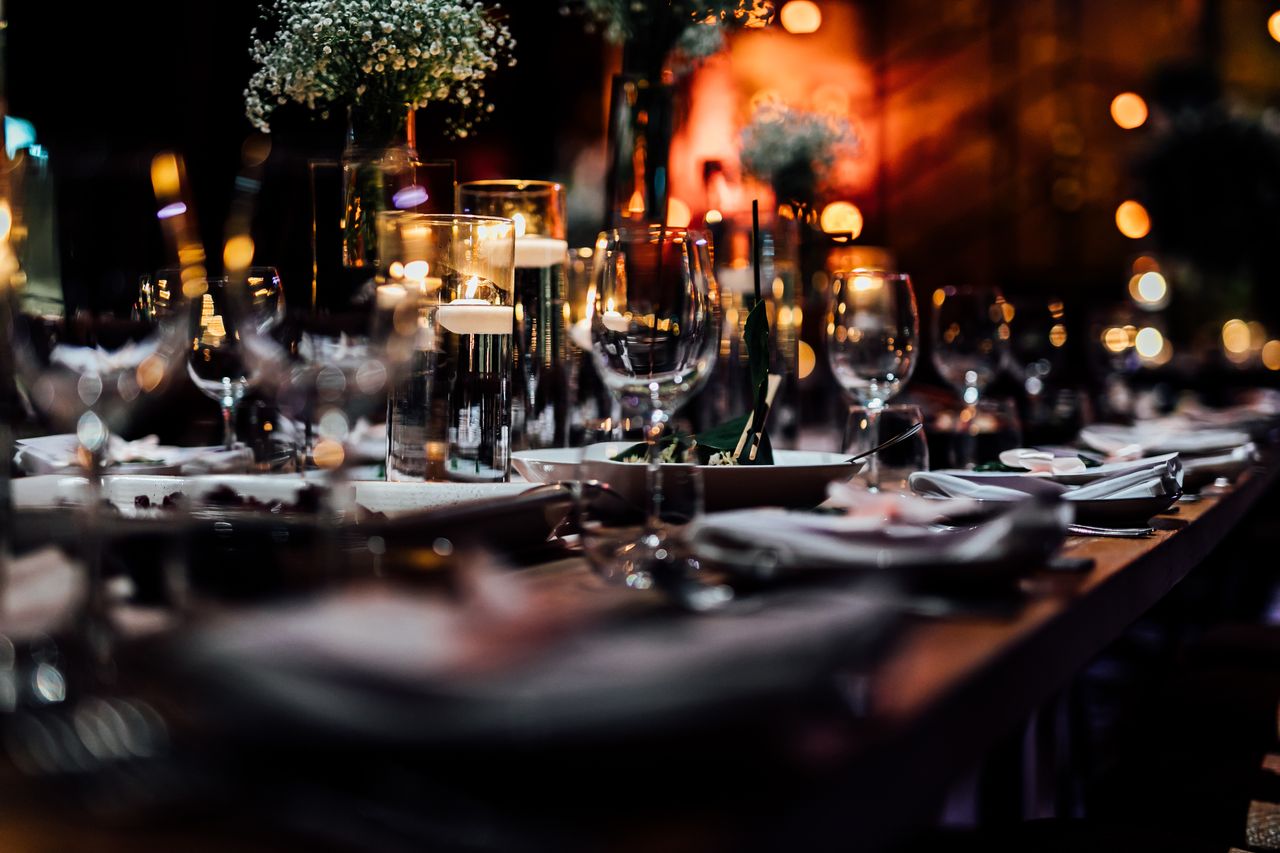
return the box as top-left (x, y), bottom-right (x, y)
top-left (611, 298), bottom-right (775, 466)
top-left (245, 0), bottom-right (515, 141)
top-left (739, 103), bottom-right (857, 209)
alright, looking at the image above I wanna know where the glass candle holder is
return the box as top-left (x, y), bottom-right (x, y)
top-left (459, 180), bottom-right (570, 449)
top-left (376, 212), bottom-right (516, 482)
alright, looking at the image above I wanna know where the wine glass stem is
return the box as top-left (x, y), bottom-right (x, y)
top-left (961, 387), bottom-right (980, 468)
top-left (644, 407), bottom-right (669, 537)
top-left (221, 402), bottom-right (237, 450)
top-left (865, 405), bottom-right (883, 491)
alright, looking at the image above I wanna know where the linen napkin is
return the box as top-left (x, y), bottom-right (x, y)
top-left (684, 486), bottom-right (1069, 576)
top-left (174, 564), bottom-right (900, 744)
top-left (48, 341), bottom-right (157, 375)
top-left (910, 458), bottom-right (1182, 502)
top-left (13, 434), bottom-right (253, 475)
top-left (1079, 422), bottom-right (1250, 458)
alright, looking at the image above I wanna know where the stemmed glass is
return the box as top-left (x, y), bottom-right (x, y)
top-left (931, 284), bottom-right (1011, 466)
top-left (185, 268), bottom-right (284, 450)
top-left (931, 285), bottom-right (1009, 407)
top-left (825, 269), bottom-right (919, 490)
top-left (586, 225), bottom-right (718, 585)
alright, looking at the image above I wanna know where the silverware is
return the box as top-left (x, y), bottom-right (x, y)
top-left (847, 422), bottom-right (924, 464)
top-left (1066, 523), bottom-right (1154, 538)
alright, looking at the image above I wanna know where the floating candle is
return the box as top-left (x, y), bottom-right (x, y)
top-left (437, 299), bottom-right (515, 335)
top-left (376, 284), bottom-right (409, 310)
top-left (514, 235), bottom-right (569, 269)
top-left (600, 310), bottom-right (629, 333)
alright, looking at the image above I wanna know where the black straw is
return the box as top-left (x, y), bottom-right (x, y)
top-left (751, 199), bottom-right (762, 301)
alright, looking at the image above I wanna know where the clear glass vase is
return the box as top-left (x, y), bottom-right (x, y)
top-left (341, 106), bottom-right (419, 271)
top-left (604, 73), bottom-right (676, 227)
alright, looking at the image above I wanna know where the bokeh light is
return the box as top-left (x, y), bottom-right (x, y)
top-left (797, 340), bottom-right (816, 379)
top-left (1270, 10), bottom-right (1280, 42)
top-left (1110, 93), bottom-right (1148, 130)
top-left (1102, 327), bottom-right (1130, 353)
top-left (1222, 319), bottom-right (1251, 355)
top-left (666, 197), bottom-right (692, 228)
top-left (1263, 340), bottom-right (1280, 370)
top-left (1134, 327), bottom-right (1164, 358)
top-left (819, 201), bottom-right (864, 238)
top-left (1115, 201), bottom-right (1151, 239)
top-left (780, 0), bottom-right (822, 33)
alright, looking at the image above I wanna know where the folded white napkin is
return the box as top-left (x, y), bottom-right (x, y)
top-left (1080, 423), bottom-right (1250, 458)
top-left (911, 459), bottom-right (1182, 502)
top-left (13, 434), bottom-right (251, 475)
top-left (684, 493), bottom-right (1069, 574)
top-left (998, 448), bottom-right (1086, 475)
top-left (49, 341), bottom-right (157, 375)
top-left (0, 547), bottom-right (85, 641)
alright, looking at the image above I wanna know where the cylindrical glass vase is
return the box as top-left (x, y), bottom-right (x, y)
top-left (459, 180), bottom-right (570, 450)
top-left (376, 213), bottom-right (516, 482)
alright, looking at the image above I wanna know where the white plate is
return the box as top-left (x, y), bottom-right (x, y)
top-left (513, 443), bottom-right (861, 511)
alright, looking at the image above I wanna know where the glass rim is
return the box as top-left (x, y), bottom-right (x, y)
top-left (599, 224), bottom-right (709, 243)
top-left (830, 267), bottom-right (910, 279)
top-left (375, 211), bottom-right (516, 228)
top-left (458, 179), bottom-right (563, 196)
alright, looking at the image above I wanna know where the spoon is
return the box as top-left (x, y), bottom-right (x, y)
top-left (848, 422), bottom-right (924, 464)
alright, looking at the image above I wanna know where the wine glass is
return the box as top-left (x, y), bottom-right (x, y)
top-left (931, 285), bottom-right (1009, 406)
top-left (185, 268), bottom-right (284, 449)
top-left (931, 284), bottom-right (1010, 466)
top-left (825, 269), bottom-right (919, 490)
top-left (586, 225), bottom-right (718, 587)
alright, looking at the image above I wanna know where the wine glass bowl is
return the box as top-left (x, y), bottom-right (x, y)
top-left (826, 270), bottom-right (919, 410)
top-left (588, 226), bottom-right (718, 415)
top-left (931, 285), bottom-right (1010, 406)
top-left (185, 270), bottom-right (284, 450)
top-left (825, 269), bottom-right (919, 490)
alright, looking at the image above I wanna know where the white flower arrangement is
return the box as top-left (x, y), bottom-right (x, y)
top-left (739, 103), bottom-right (857, 207)
top-left (245, 0), bottom-right (515, 140)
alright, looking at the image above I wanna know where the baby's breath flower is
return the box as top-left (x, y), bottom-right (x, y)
top-left (739, 103), bottom-right (858, 207)
top-left (245, 0), bottom-right (514, 138)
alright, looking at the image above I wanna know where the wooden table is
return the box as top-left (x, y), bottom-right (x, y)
top-left (760, 463), bottom-right (1280, 850)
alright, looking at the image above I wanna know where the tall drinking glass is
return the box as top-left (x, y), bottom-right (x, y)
top-left (459, 180), bottom-right (569, 450)
top-left (825, 269), bottom-right (919, 490)
top-left (587, 225), bottom-right (718, 586)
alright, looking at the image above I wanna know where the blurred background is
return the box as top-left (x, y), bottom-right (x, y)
top-left (10, 0), bottom-right (1280, 433)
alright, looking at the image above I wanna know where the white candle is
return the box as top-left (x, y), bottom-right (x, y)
top-left (601, 310), bottom-right (629, 333)
top-left (514, 235), bottom-right (569, 269)
top-left (437, 299), bottom-right (515, 335)
top-left (376, 283), bottom-right (408, 310)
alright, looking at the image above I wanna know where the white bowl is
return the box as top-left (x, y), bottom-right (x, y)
top-left (513, 443), bottom-right (861, 511)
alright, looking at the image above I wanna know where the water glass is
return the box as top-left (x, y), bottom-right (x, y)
top-left (825, 269), bottom-right (919, 490)
top-left (586, 225), bottom-right (718, 586)
top-left (844, 404), bottom-right (928, 492)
